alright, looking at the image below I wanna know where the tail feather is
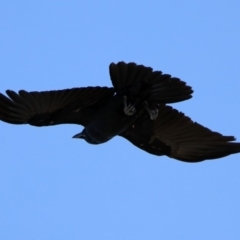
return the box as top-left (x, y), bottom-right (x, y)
top-left (109, 61), bottom-right (193, 104)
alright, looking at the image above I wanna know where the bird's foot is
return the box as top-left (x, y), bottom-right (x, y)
top-left (123, 96), bottom-right (136, 116)
top-left (145, 102), bottom-right (158, 120)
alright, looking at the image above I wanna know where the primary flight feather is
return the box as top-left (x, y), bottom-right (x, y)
top-left (0, 61), bottom-right (239, 162)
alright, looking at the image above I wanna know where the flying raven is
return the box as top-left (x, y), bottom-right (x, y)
top-left (0, 61), bottom-right (240, 162)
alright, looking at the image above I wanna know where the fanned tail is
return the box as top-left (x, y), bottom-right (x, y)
top-left (109, 61), bottom-right (193, 104)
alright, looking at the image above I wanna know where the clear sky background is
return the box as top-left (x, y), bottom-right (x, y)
top-left (0, 1), bottom-right (240, 240)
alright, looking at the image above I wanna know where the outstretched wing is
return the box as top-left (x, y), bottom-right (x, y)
top-left (0, 87), bottom-right (114, 127)
top-left (120, 105), bottom-right (240, 162)
top-left (109, 62), bottom-right (193, 104)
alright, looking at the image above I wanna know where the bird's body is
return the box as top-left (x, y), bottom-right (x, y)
top-left (0, 61), bottom-right (239, 162)
top-left (77, 95), bottom-right (139, 144)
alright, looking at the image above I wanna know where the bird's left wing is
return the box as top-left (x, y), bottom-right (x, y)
top-left (0, 87), bottom-right (114, 127)
top-left (120, 105), bottom-right (240, 162)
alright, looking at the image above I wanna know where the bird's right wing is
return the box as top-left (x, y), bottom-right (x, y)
top-left (0, 87), bottom-right (114, 127)
top-left (120, 105), bottom-right (240, 162)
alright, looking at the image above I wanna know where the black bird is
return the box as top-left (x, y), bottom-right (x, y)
top-left (0, 61), bottom-right (240, 162)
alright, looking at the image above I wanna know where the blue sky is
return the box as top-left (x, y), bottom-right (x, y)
top-left (0, 1), bottom-right (240, 239)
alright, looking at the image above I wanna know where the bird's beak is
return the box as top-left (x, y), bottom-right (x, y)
top-left (72, 132), bottom-right (85, 139)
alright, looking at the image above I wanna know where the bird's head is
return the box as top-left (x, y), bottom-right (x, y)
top-left (72, 128), bottom-right (99, 144)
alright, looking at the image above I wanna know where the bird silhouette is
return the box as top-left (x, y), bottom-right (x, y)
top-left (0, 61), bottom-right (239, 162)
